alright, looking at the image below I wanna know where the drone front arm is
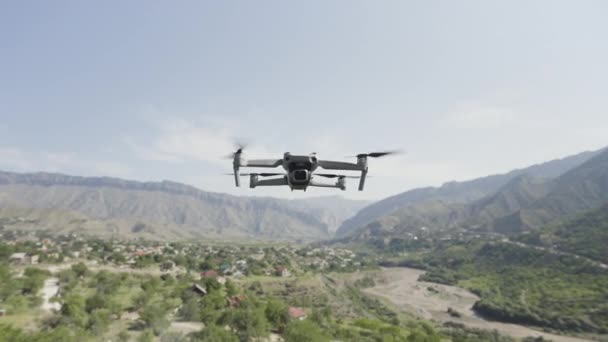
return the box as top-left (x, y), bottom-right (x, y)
top-left (252, 177), bottom-right (289, 188)
top-left (317, 160), bottom-right (363, 171)
top-left (244, 159), bottom-right (283, 168)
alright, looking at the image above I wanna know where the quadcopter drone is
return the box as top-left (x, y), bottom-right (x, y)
top-left (226, 146), bottom-right (398, 191)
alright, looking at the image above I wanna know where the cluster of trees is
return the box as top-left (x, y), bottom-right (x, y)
top-left (517, 205), bottom-right (608, 264)
top-left (179, 274), bottom-right (332, 341)
top-left (1, 238), bottom-right (524, 342)
top-left (0, 263), bottom-right (49, 314)
top-left (408, 240), bottom-right (608, 333)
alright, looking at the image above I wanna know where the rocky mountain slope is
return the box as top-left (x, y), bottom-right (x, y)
top-left (337, 149), bottom-right (598, 237)
top-left (0, 171), bottom-right (365, 241)
top-left (337, 147), bottom-right (606, 240)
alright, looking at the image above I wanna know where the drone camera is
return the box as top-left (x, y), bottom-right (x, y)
top-left (294, 170), bottom-right (308, 181)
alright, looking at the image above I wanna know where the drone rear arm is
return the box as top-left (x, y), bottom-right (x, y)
top-left (233, 158), bottom-right (283, 187)
top-left (317, 160), bottom-right (363, 171)
top-left (318, 159), bottom-right (369, 191)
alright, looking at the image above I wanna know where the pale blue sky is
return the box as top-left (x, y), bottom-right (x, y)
top-left (1, 1), bottom-right (607, 199)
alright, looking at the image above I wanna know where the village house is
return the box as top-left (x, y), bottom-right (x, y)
top-left (192, 283), bottom-right (207, 296)
top-left (235, 259), bottom-right (247, 269)
top-left (227, 295), bottom-right (247, 308)
top-left (9, 253), bottom-right (28, 264)
top-left (200, 270), bottom-right (226, 284)
top-left (275, 266), bottom-right (291, 277)
top-left (219, 262), bottom-right (232, 275)
top-left (288, 307), bottom-right (307, 321)
top-left (201, 270), bottom-right (219, 278)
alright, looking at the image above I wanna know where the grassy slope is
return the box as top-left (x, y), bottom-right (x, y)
top-left (517, 205), bottom-right (608, 264)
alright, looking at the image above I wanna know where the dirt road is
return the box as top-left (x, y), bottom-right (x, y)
top-left (40, 277), bottom-right (61, 312)
top-left (364, 267), bottom-right (592, 342)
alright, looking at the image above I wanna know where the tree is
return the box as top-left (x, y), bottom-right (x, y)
top-left (284, 320), bottom-right (330, 342)
top-left (179, 296), bottom-right (201, 322)
top-left (88, 308), bottom-right (111, 335)
top-left (193, 324), bottom-right (239, 342)
top-left (85, 293), bottom-right (107, 313)
top-left (21, 267), bottom-right (49, 295)
top-left (227, 305), bottom-right (270, 342)
top-left (199, 260), bottom-right (215, 272)
top-left (6, 295), bottom-right (28, 313)
top-left (201, 277), bottom-right (221, 292)
top-left (160, 331), bottom-right (187, 342)
top-left (160, 260), bottom-right (175, 272)
top-left (406, 323), bottom-right (441, 342)
top-left (201, 291), bottom-right (226, 325)
top-left (93, 271), bottom-right (121, 295)
top-left (265, 298), bottom-right (289, 332)
top-left (133, 291), bottom-right (151, 310)
top-left (110, 252), bottom-right (127, 264)
top-left (225, 279), bottom-right (238, 297)
top-left (138, 330), bottom-right (154, 342)
top-left (140, 303), bottom-right (170, 336)
top-left (71, 262), bottom-right (88, 278)
top-left (310, 306), bottom-right (332, 327)
top-left (0, 243), bottom-right (14, 260)
top-left (0, 323), bottom-right (26, 342)
top-left (61, 294), bottom-right (88, 328)
top-left (117, 331), bottom-right (130, 342)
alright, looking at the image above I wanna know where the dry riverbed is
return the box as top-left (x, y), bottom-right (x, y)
top-left (364, 267), bottom-right (593, 342)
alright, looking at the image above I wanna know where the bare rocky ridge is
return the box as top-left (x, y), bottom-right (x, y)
top-left (0, 171), bottom-right (366, 241)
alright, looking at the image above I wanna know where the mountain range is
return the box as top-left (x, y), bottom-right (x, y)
top-left (0, 171), bottom-right (368, 241)
top-left (336, 147), bottom-right (608, 241)
top-left (1, 146), bottom-right (606, 243)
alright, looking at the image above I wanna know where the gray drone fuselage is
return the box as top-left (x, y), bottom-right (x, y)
top-left (232, 152), bottom-right (369, 191)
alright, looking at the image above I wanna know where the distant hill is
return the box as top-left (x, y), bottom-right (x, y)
top-left (0, 171), bottom-right (365, 241)
top-left (286, 196), bottom-right (370, 234)
top-left (337, 148), bottom-right (605, 241)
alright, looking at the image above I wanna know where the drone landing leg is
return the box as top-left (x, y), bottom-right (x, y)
top-left (358, 168), bottom-right (368, 191)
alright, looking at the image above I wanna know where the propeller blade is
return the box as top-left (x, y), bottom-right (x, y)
top-left (352, 150), bottom-right (404, 158)
top-left (226, 141), bottom-right (249, 158)
top-left (256, 173), bottom-right (284, 177)
top-left (314, 173), bottom-right (360, 179)
top-left (223, 173), bottom-right (284, 177)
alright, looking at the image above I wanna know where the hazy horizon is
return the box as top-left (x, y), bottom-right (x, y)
top-left (2, 1), bottom-right (607, 200)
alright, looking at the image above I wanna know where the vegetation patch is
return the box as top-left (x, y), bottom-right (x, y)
top-left (402, 240), bottom-right (608, 334)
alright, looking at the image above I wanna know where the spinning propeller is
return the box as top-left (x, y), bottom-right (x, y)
top-left (347, 150), bottom-right (404, 159)
top-left (314, 173), bottom-right (360, 179)
top-left (225, 142), bottom-right (248, 159)
top-left (224, 173), bottom-right (284, 177)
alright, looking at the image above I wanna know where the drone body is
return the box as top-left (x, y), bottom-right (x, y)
top-left (229, 149), bottom-right (396, 191)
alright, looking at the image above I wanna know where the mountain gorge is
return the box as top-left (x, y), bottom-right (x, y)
top-left (0, 171), bottom-right (367, 241)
